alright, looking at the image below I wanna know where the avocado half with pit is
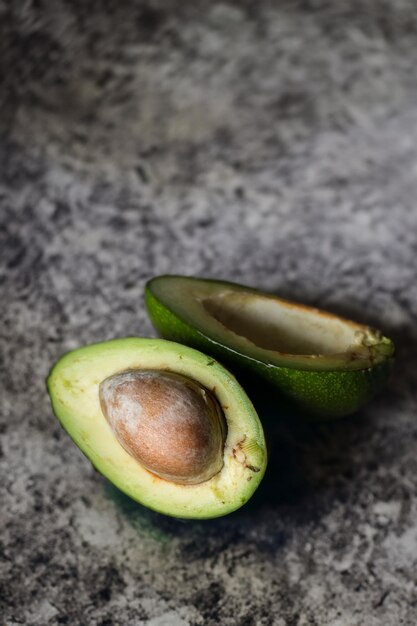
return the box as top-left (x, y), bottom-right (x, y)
top-left (145, 276), bottom-right (394, 418)
top-left (47, 338), bottom-right (267, 519)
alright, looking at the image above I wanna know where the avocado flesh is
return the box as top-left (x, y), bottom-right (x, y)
top-left (145, 276), bottom-right (395, 418)
top-left (47, 338), bottom-right (267, 519)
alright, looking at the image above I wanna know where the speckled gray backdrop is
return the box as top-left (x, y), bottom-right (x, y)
top-left (1, 1), bottom-right (417, 625)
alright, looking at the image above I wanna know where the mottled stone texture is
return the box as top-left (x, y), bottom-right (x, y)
top-left (1, 1), bottom-right (417, 624)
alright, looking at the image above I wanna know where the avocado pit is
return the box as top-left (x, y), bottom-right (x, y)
top-left (99, 370), bottom-right (227, 485)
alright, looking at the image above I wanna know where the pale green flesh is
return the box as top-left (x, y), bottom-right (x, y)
top-left (149, 276), bottom-right (393, 372)
top-left (47, 338), bottom-right (266, 519)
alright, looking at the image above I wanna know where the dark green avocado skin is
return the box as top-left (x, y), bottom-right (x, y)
top-left (145, 282), bottom-right (394, 420)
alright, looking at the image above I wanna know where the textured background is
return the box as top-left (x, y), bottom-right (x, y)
top-left (1, 1), bottom-right (417, 624)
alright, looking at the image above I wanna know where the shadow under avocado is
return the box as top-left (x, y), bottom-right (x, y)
top-left (103, 481), bottom-right (237, 539)
top-left (233, 369), bottom-right (380, 515)
top-left (103, 482), bottom-right (205, 541)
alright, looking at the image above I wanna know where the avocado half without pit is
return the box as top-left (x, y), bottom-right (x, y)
top-left (47, 338), bottom-right (267, 519)
top-left (145, 276), bottom-right (394, 418)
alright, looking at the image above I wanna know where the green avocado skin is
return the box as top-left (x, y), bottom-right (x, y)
top-left (145, 286), bottom-right (393, 419)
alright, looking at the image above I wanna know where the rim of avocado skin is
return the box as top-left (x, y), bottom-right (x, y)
top-left (144, 276), bottom-right (395, 419)
top-left (47, 338), bottom-right (267, 519)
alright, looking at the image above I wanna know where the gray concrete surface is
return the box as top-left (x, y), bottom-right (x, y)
top-left (1, 1), bottom-right (417, 624)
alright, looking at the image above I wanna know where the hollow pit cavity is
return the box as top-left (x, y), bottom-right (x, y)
top-left (203, 293), bottom-right (373, 356)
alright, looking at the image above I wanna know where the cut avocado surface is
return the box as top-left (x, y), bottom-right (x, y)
top-left (47, 338), bottom-right (267, 519)
top-left (145, 276), bottom-right (394, 418)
